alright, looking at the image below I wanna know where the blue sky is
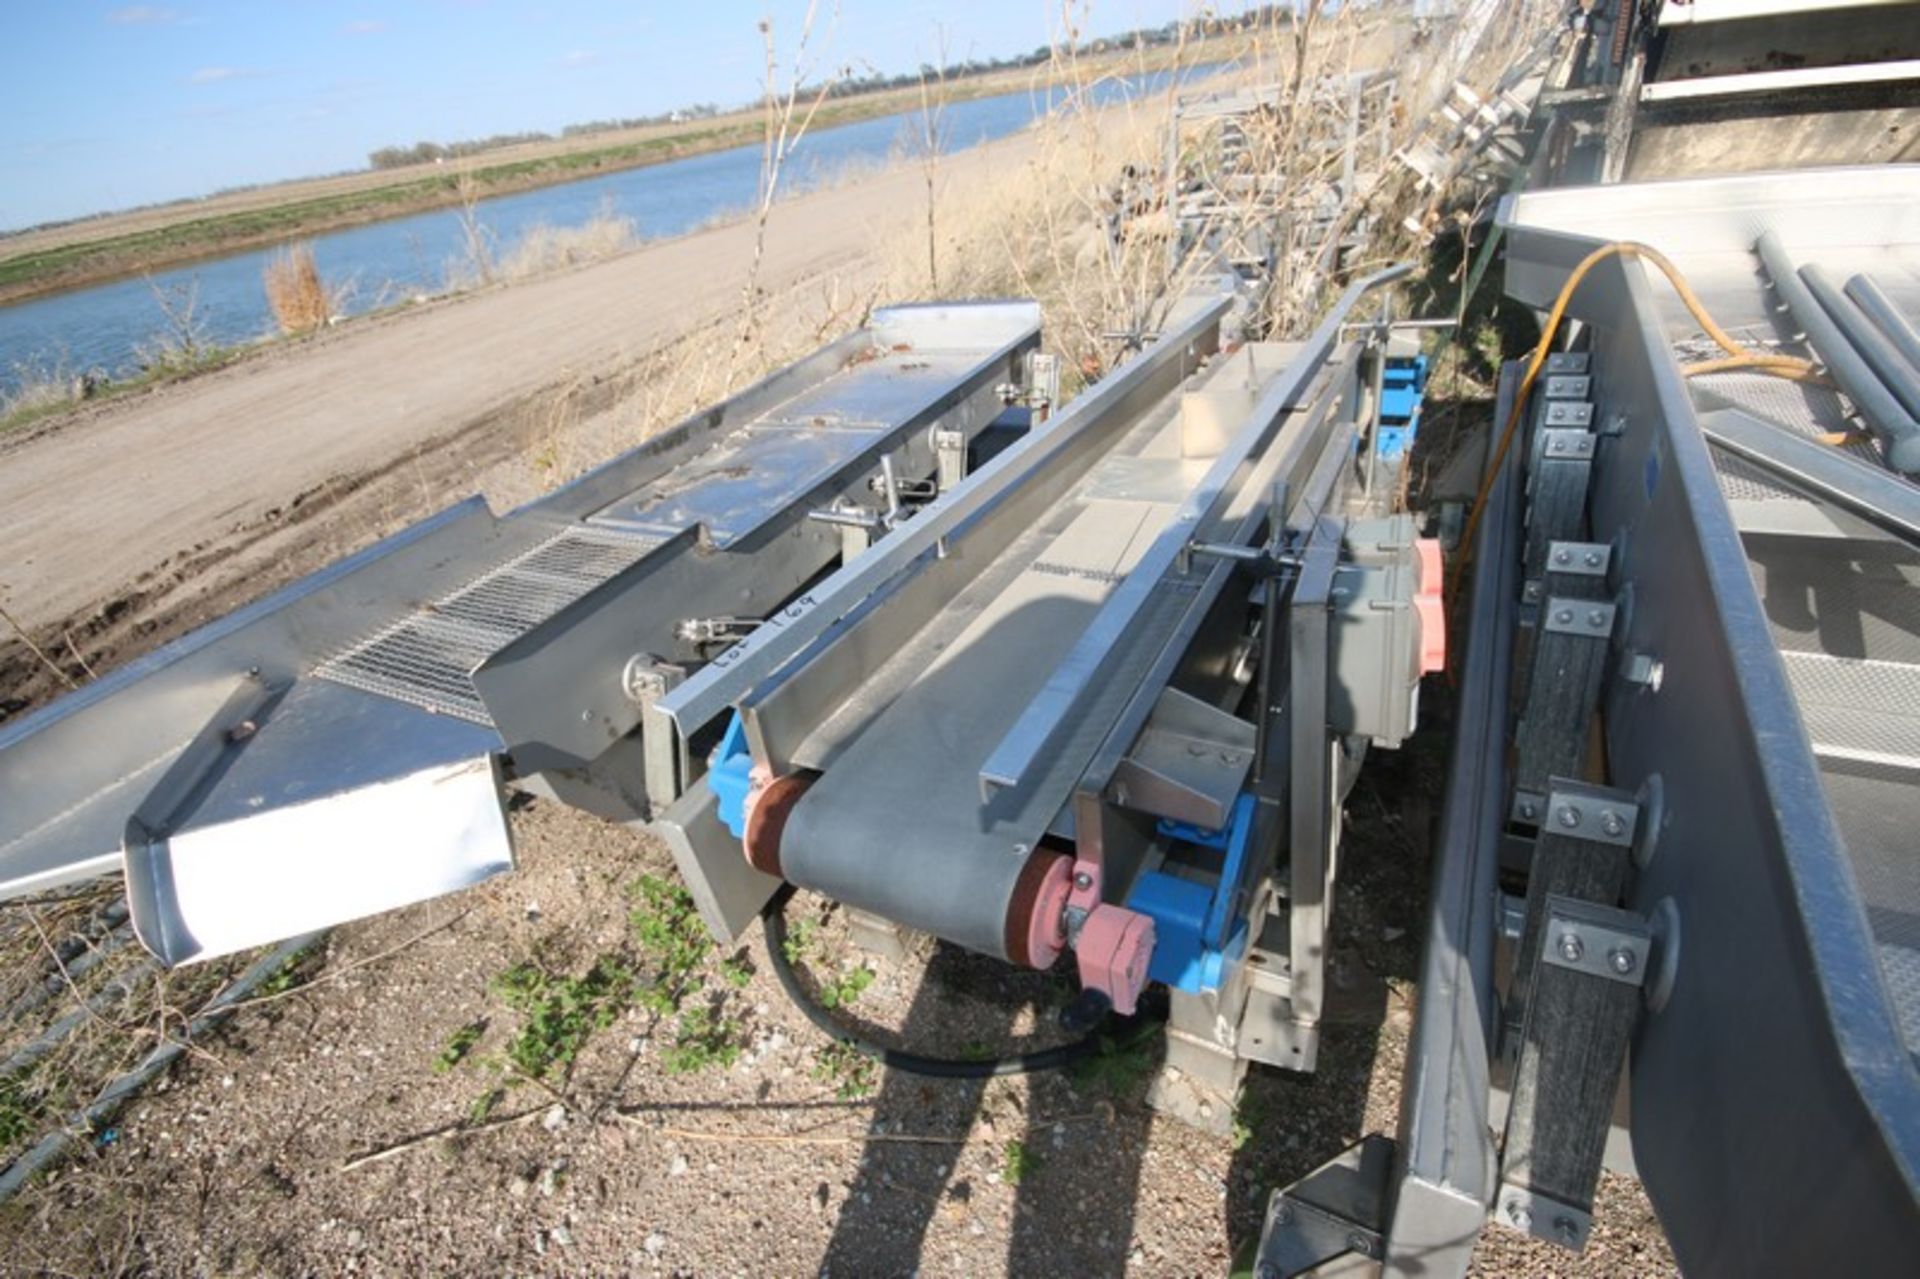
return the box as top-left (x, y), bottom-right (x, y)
top-left (1, 1), bottom-right (1203, 232)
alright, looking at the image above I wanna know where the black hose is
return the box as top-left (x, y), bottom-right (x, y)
top-left (761, 893), bottom-right (1160, 1079)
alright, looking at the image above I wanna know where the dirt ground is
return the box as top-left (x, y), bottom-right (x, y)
top-left (2, 757), bottom-right (1675, 1278)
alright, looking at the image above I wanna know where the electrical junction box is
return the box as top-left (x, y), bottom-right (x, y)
top-left (1329, 513), bottom-right (1445, 748)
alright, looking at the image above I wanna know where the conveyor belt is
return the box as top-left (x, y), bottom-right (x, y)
top-left (779, 393), bottom-right (1206, 956)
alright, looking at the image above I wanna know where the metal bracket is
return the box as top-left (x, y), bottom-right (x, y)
top-left (1544, 351), bottom-right (1590, 375)
top-left (1255, 1134), bottom-right (1393, 1278)
top-left (1542, 896), bottom-right (1650, 987)
top-left (933, 428), bottom-right (968, 493)
top-left (1540, 398), bottom-right (1595, 429)
top-left (622, 655), bottom-right (690, 816)
top-left (1538, 428), bottom-right (1596, 460)
top-left (1545, 541), bottom-right (1610, 576)
top-left (675, 616), bottom-right (763, 646)
top-left (1542, 598), bottom-right (1615, 637)
top-left (1544, 373), bottom-right (1592, 400)
top-left (1495, 1182), bottom-right (1593, 1250)
top-left (1542, 780), bottom-right (1637, 846)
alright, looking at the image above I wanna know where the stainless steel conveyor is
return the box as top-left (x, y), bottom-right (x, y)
top-left (0, 302), bottom-right (1041, 964)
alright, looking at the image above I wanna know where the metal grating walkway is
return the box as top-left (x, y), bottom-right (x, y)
top-left (315, 526), bottom-right (663, 724)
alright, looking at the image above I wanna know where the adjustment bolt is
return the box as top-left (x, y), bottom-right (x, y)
top-left (1558, 932), bottom-right (1585, 963)
top-left (1557, 805), bottom-right (1582, 829)
top-left (1073, 872), bottom-right (1093, 891)
top-left (1609, 947), bottom-right (1637, 975)
top-left (1600, 811), bottom-right (1625, 837)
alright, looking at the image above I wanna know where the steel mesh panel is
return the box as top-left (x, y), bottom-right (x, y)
top-left (1782, 651), bottom-right (1920, 767)
top-left (1688, 367), bottom-right (1884, 463)
top-left (316, 526), bottom-right (662, 724)
top-left (1877, 943), bottom-right (1920, 1065)
top-left (1709, 448), bottom-right (1800, 502)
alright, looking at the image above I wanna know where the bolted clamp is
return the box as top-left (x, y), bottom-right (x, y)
top-left (1540, 895), bottom-right (1651, 988)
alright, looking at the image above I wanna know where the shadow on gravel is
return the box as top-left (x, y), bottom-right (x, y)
top-left (819, 942), bottom-right (1163, 1276)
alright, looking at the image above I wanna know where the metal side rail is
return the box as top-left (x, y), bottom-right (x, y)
top-left (0, 302), bottom-right (1040, 965)
top-left (1499, 170), bottom-right (1920, 1274)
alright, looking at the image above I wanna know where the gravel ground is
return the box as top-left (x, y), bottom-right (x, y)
top-left (0, 729), bottom-right (1677, 1276)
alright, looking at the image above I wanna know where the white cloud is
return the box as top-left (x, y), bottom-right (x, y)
top-left (108, 6), bottom-right (182, 24)
top-left (554, 49), bottom-right (601, 69)
top-left (187, 66), bottom-right (252, 84)
top-left (343, 19), bottom-right (389, 35)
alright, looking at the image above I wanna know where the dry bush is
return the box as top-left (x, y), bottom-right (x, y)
top-left (263, 243), bottom-right (330, 334)
top-left (494, 208), bottom-right (640, 283)
top-left (871, 2), bottom-right (1546, 385)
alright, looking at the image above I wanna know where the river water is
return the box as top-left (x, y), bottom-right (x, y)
top-left (0, 71), bottom-right (1196, 395)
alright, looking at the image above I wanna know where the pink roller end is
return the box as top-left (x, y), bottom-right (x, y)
top-left (1076, 904), bottom-right (1155, 1016)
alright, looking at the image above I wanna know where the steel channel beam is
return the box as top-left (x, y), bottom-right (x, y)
top-left (657, 290), bottom-right (1236, 738)
top-left (1286, 515), bottom-right (1342, 1029)
top-left (978, 264), bottom-right (1411, 799)
top-left (1699, 407), bottom-right (1920, 543)
top-left (1383, 364), bottom-right (1523, 1275)
top-left (1509, 232), bottom-right (1920, 1272)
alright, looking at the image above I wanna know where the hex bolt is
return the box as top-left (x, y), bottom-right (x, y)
top-left (1609, 947), bottom-right (1637, 976)
top-left (1270, 1200), bottom-right (1293, 1227)
top-left (1553, 548), bottom-right (1571, 565)
top-left (1555, 1216), bottom-right (1580, 1245)
top-left (1555, 608), bottom-right (1575, 625)
top-left (1558, 932), bottom-right (1585, 963)
top-left (1519, 800), bottom-right (1539, 821)
top-left (1072, 871), bottom-right (1093, 890)
top-left (1586, 608), bottom-right (1608, 628)
top-left (1507, 1201), bottom-right (1533, 1230)
top-left (1346, 1231), bottom-right (1372, 1257)
top-left (1256, 1265), bottom-right (1281, 1279)
top-left (1599, 811), bottom-right (1625, 838)
top-left (1557, 804), bottom-right (1582, 829)
top-left (1584, 550), bottom-right (1603, 568)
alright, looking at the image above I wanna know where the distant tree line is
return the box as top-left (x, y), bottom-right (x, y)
top-left (363, 6), bottom-right (1315, 172)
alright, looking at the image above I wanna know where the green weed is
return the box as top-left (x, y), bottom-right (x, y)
top-left (0, 1075), bottom-right (33, 1148)
top-left (719, 954), bottom-right (753, 989)
top-left (1068, 1030), bottom-right (1157, 1098)
top-left (780, 917), bottom-right (819, 965)
top-left (816, 964), bottom-right (874, 1010)
top-left (1001, 1139), bottom-right (1039, 1186)
top-left (630, 874), bottom-right (713, 1015)
top-left (659, 1003), bottom-right (742, 1076)
top-left (491, 956), bottom-right (636, 1081)
top-left (433, 1020), bottom-right (487, 1074)
top-left (811, 1042), bottom-right (877, 1100)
